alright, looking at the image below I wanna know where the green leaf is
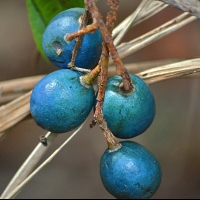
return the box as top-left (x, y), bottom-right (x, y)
top-left (26, 0), bottom-right (85, 59)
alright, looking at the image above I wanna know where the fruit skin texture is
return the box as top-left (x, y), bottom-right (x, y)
top-left (100, 141), bottom-right (162, 199)
top-left (42, 8), bottom-right (102, 69)
top-left (102, 74), bottom-right (156, 139)
top-left (30, 69), bottom-right (95, 133)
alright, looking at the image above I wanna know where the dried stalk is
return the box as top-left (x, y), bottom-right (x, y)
top-left (113, 0), bottom-right (149, 46)
top-left (0, 104), bottom-right (30, 133)
top-left (0, 75), bottom-right (44, 95)
top-left (136, 58), bottom-right (200, 84)
top-left (114, 13), bottom-right (196, 63)
top-left (0, 132), bottom-right (58, 199)
top-left (93, 0), bottom-right (120, 149)
top-left (0, 93), bottom-right (24, 106)
top-left (67, 0), bottom-right (133, 92)
top-left (0, 91), bottom-right (31, 118)
top-left (2, 121), bottom-right (86, 199)
top-left (67, 8), bottom-right (91, 73)
top-left (109, 58), bottom-right (183, 75)
top-left (112, 1), bottom-right (168, 38)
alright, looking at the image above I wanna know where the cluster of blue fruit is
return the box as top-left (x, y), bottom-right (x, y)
top-left (30, 8), bottom-right (162, 199)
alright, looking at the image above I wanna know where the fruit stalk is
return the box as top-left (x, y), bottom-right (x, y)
top-left (85, 0), bottom-right (134, 92)
top-left (67, 0), bottom-right (134, 92)
top-left (82, 0), bottom-right (121, 150)
top-left (93, 0), bottom-right (123, 150)
top-left (68, 9), bottom-right (91, 70)
top-left (94, 43), bottom-right (120, 150)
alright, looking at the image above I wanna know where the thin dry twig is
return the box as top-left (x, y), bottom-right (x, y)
top-left (67, 0), bottom-right (133, 92)
top-left (93, 0), bottom-right (120, 149)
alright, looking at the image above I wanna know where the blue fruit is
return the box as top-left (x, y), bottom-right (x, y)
top-left (42, 8), bottom-right (102, 69)
top-left (102, 74), bottom-right (155, 139)
top-left (30, 69), bottom-right (95, 133)
top-left (100, 141), bottom-right (162, 199)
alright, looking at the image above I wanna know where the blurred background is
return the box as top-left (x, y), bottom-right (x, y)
top-left (0, 0), bottom-right (200, 198)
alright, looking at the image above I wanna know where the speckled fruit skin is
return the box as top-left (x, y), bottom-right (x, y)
top-left (30, 69), bottom-right (95, 133)
top-left (102, 74), bottom-right (156, 139)
top-left (100, 141), bottom-right (162, 199)
top-left (42, 8), bottom-right (102, 69)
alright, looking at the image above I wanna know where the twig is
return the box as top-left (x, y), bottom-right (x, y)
top-left (93, 0), bottom-right (120, 149)
top-left (67, 8), bottom-right (91, 73)
top-left (67, 0), bottom-right (133, 92)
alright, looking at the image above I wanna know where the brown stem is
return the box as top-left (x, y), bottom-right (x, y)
top-left (67, 0), bottom-right (134, 92)
top-left (85, 0), bottom-right (133, 92)
top-left (67, 9), bottom-right (91, 69)
top-left (93, 0), bottom-right (122, 149)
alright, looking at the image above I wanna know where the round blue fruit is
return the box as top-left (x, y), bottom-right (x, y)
top-left (30, 69), bottom-right (95, 133)
top-left (102, 74), bottom-right (156, 139)
top-left (100, 141), bottom-right (162, 199)
top-left (42, 8), bottom-right (102, 69)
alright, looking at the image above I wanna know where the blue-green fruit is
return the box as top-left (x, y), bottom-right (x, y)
top-left (30, 69), bottom-right (95, 133)
top-left (100, 141), bottom-right (162, 199)
top-left (42, 8), bottom-right (102, 69)
top-left (102, 74), bottom-right (155, 139)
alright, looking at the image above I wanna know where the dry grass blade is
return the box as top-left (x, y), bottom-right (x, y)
top-left (0, 75), bottom-right (44, 96)
top-left (0, 91), bottom-right (31, 118)
top-left (136, 58), bottom-right (200, 84)
top-left (0, 91), bottom-right (31, 133)
top-left (0, 93), bottom-right (25, 106)
top-left (113, 0), bottom-right (149, 46)
top-left (3, 121), bottom-right (86, 199)
top-left (0, 106), bottom-right (30, 134)
top-left (112, 1), bottom-right (167, 38)
top-left (115, 13), bottom-right (196, 62)
top-left (0, 132), bottom-right (58, 199)
top-left (108, 58), bottom-right (183, 75)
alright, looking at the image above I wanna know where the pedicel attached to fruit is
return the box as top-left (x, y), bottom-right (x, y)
top-left (100, 140), bottom-right (162, 199)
